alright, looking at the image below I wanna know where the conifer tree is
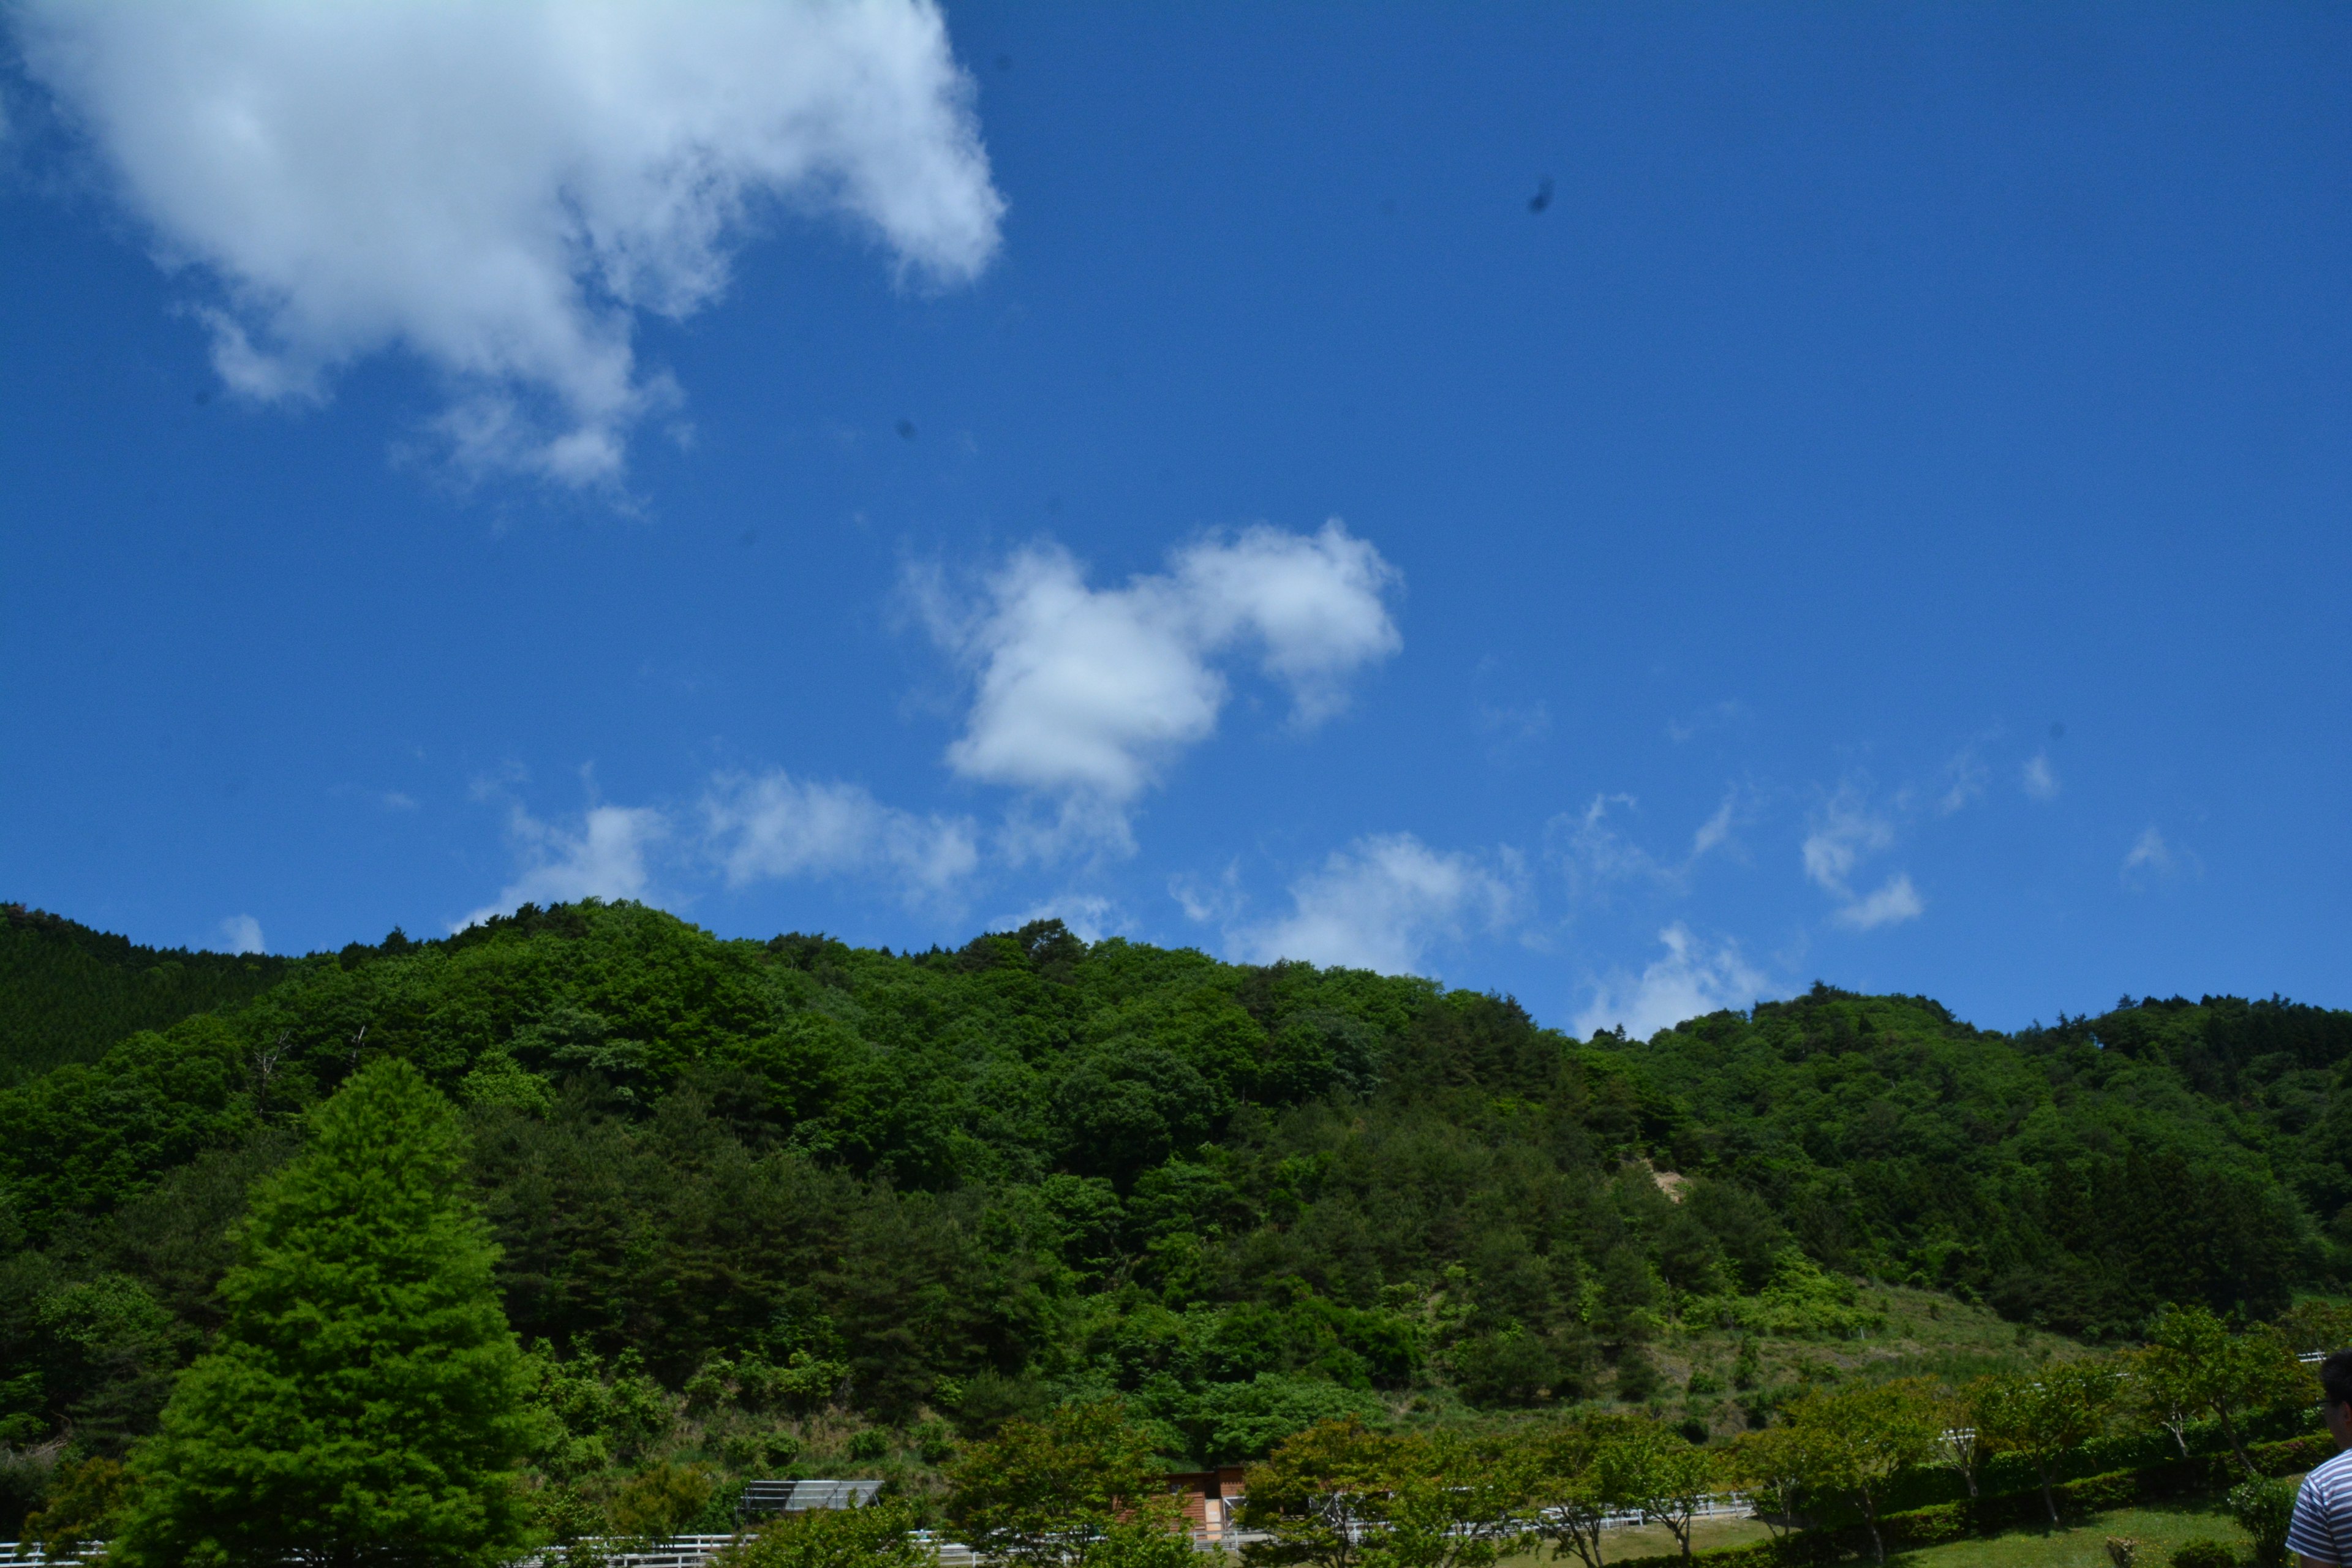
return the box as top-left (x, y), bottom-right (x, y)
top-left (113, 1058), bottom-right (538, 1568)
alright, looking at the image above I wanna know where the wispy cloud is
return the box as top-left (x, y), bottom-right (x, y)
top-left (1801, 784), bottom-right (1924, 931)
top-left (701, 769), bottom-right (976, 905)
top-left (1234, 833), bottom-right (1521, 975)
top-left (1549, 789), bottom-right (1742, 902)
top-left (2121, 825), bottom-right (2198, 889)
top-left (914, 521), bottom-right (1400, 853)
top-left (217, 914), bottom-right (265, 954)
top-left (1574, 924), bottom-right (1772, 1039)
top-left (2022, 753), bottom-right (2062, 801)
top-left (14, 0), bottom-right (1002, 484)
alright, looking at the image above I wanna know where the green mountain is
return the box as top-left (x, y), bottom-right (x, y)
top-left (0, 904), bottom-right (292, 1088)
top-left (2, 899), bottom-right (2346, 1479)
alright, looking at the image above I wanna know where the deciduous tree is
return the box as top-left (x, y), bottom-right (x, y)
top-left (110, 1059), bottom-right (540, 1568)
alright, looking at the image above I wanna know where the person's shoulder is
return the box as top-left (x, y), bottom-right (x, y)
top-left (2307, 1449), bottom-right (2352, 1496)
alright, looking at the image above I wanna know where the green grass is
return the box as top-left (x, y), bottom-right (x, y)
top-left (1890, 1500), bottom-right (2251, 1567)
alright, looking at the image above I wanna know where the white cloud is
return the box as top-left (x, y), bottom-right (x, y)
top-left (2121, 825), bottom-right (2196, 888)
top-left (1833, 873), bottom-right (1925, 931)
top-left (2022, 753), bottom-right (2062, 801)
top-left (1551, 789), bottom-right (1741, 903)
top-left (1234, 833), bottom-right (1519, 974)
top-left (701, 769), bottom-right (976, 903)
top-left (1938, 748), bottom-right (1988, 813)
top-left (1574, 924), bottom-right (1771, 1040)
top-left (14, 0), bottom-right (1003, 484)
top-left (459, 801), bottom-right (666, 930)
top-left (217, 914), bottom-right (265, 954)
top-left (997, 895), bottom-right (1123, 944)
top-left (1801, 785), bottom-right (1923, 930)
top-left (1689, 792), bottom-right (1739, 859)
top-left (919, 521), bottom-right (1400, 850)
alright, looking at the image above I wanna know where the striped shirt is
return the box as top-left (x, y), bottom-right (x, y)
top-left (2289, 1449), bottom-right (2352, 1565)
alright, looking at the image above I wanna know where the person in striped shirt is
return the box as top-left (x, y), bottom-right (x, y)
top-left (2289, 1351), bottom-right (2352, 1567)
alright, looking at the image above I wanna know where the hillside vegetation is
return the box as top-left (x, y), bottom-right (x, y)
top-left (2, 899), bottom-right (2346, 1510)
top-left (0, 904), bottom-right (290, 1088)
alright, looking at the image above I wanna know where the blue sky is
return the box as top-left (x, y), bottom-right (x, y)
top-left (3, 2), bottom-right (2346, 1037)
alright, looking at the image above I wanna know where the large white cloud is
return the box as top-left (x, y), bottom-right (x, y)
top-left (918, 521), bottom-right (1400, 848)
top-left (1234, 833), bottom-right (1520, 974)
top-left (1574, 924), bottom-right (1771, 1039)
top-left (701, 769), bottom-right (976, 903)
top-left (13, 0), bottom-right (1003, 483)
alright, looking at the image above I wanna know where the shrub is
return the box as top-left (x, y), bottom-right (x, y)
top-left (2170, 1540), bottom-right (2240, 1568)
top-left (846, 1428), bottom-right (890, 1461)
top-left (610, 1462), bottom-right (718, 1539)
top-left (2228, 1476), bottom-right (2295, 1568)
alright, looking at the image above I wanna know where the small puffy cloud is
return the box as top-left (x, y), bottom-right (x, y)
top-left (1234, 833), bottom-right (1520, 974)
top-left (701, 769), bottom-right (976, 903)
top-left (217, 914), bottom-right (265, 954)
top-left (1834, 873), bottom-right (1925, 931)
top-left (2022, 753), bottom-right (2062, 801)
top-left (459, 801), bottom-right (666, 930)
top-left (14, 0), bottom-right (1002, 483)
top-left (1574, 924), bottom-right (1771, 1040)
top-left (919, 521), bottom-right (1400, 849)
top-left (1802, 785), bottom-right (1923, 930)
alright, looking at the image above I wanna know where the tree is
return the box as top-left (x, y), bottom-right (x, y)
top-left (1727, 1421), bottom-right (1822, 1544)
top-left (1525, 1414), bottom-right (1640, 1568)
top-left (2141, 1305), bottom-right (2310, 1478)
top-left (1776, 1380), bottom-right (1942, 1566)
top-left (1240, 1419), bottom-right (1404, 1568)
top-left (111, 1059), bottom-right (540, 1568)
top-left (1970, 1361), bottom-right (2119, 1526)
top-left (946, 1400), bottom-right (1189, 1568)
top-left (1374, 1430), bottom-right (1532, 1568)
top-left (2116, 1347), bottom-right (2197, 1460)
top-left (719, 1499), bottom-right (935, 1568)
top-left (1929, 1384), bottom-right (1985, 1500)
top-left (1604, 1422), bottom-right (1716, 1564)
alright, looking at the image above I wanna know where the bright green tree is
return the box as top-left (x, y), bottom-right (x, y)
top-left (111, 1059), bottom-right (540, 1568)
top-left (1774, 1380), bottom-right (1942, 1566)
top-left (2142, 1305), bottom-right (2310, 1478)
top-left (1238, 1417), bottom-right (1403, 1568)
top-left (1372, 1430), bottom-right (1532, 1568)
top-left (1604, 1422), bottom-right (1717, 1564)
top-left (945, 1400), bottom-right (1192, 1568)
top-left (1970, 1360), bottom-right (2119, 1526)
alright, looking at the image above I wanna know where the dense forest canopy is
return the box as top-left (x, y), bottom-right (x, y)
top-left (3, 899), bottom-right (2348, 1486)
top-left (0, 903), bottom-right (289, 1089)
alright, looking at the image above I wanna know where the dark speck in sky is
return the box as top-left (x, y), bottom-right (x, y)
top-left (896, 419), bottom-right (916, 440)
top-left (1528, 176), bottom-right (1553, 214)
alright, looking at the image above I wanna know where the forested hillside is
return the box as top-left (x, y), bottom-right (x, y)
top-left (0, 904), bottom-right (290, 1088)
top-left (3, 899), bottom-right (2347, 1497)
